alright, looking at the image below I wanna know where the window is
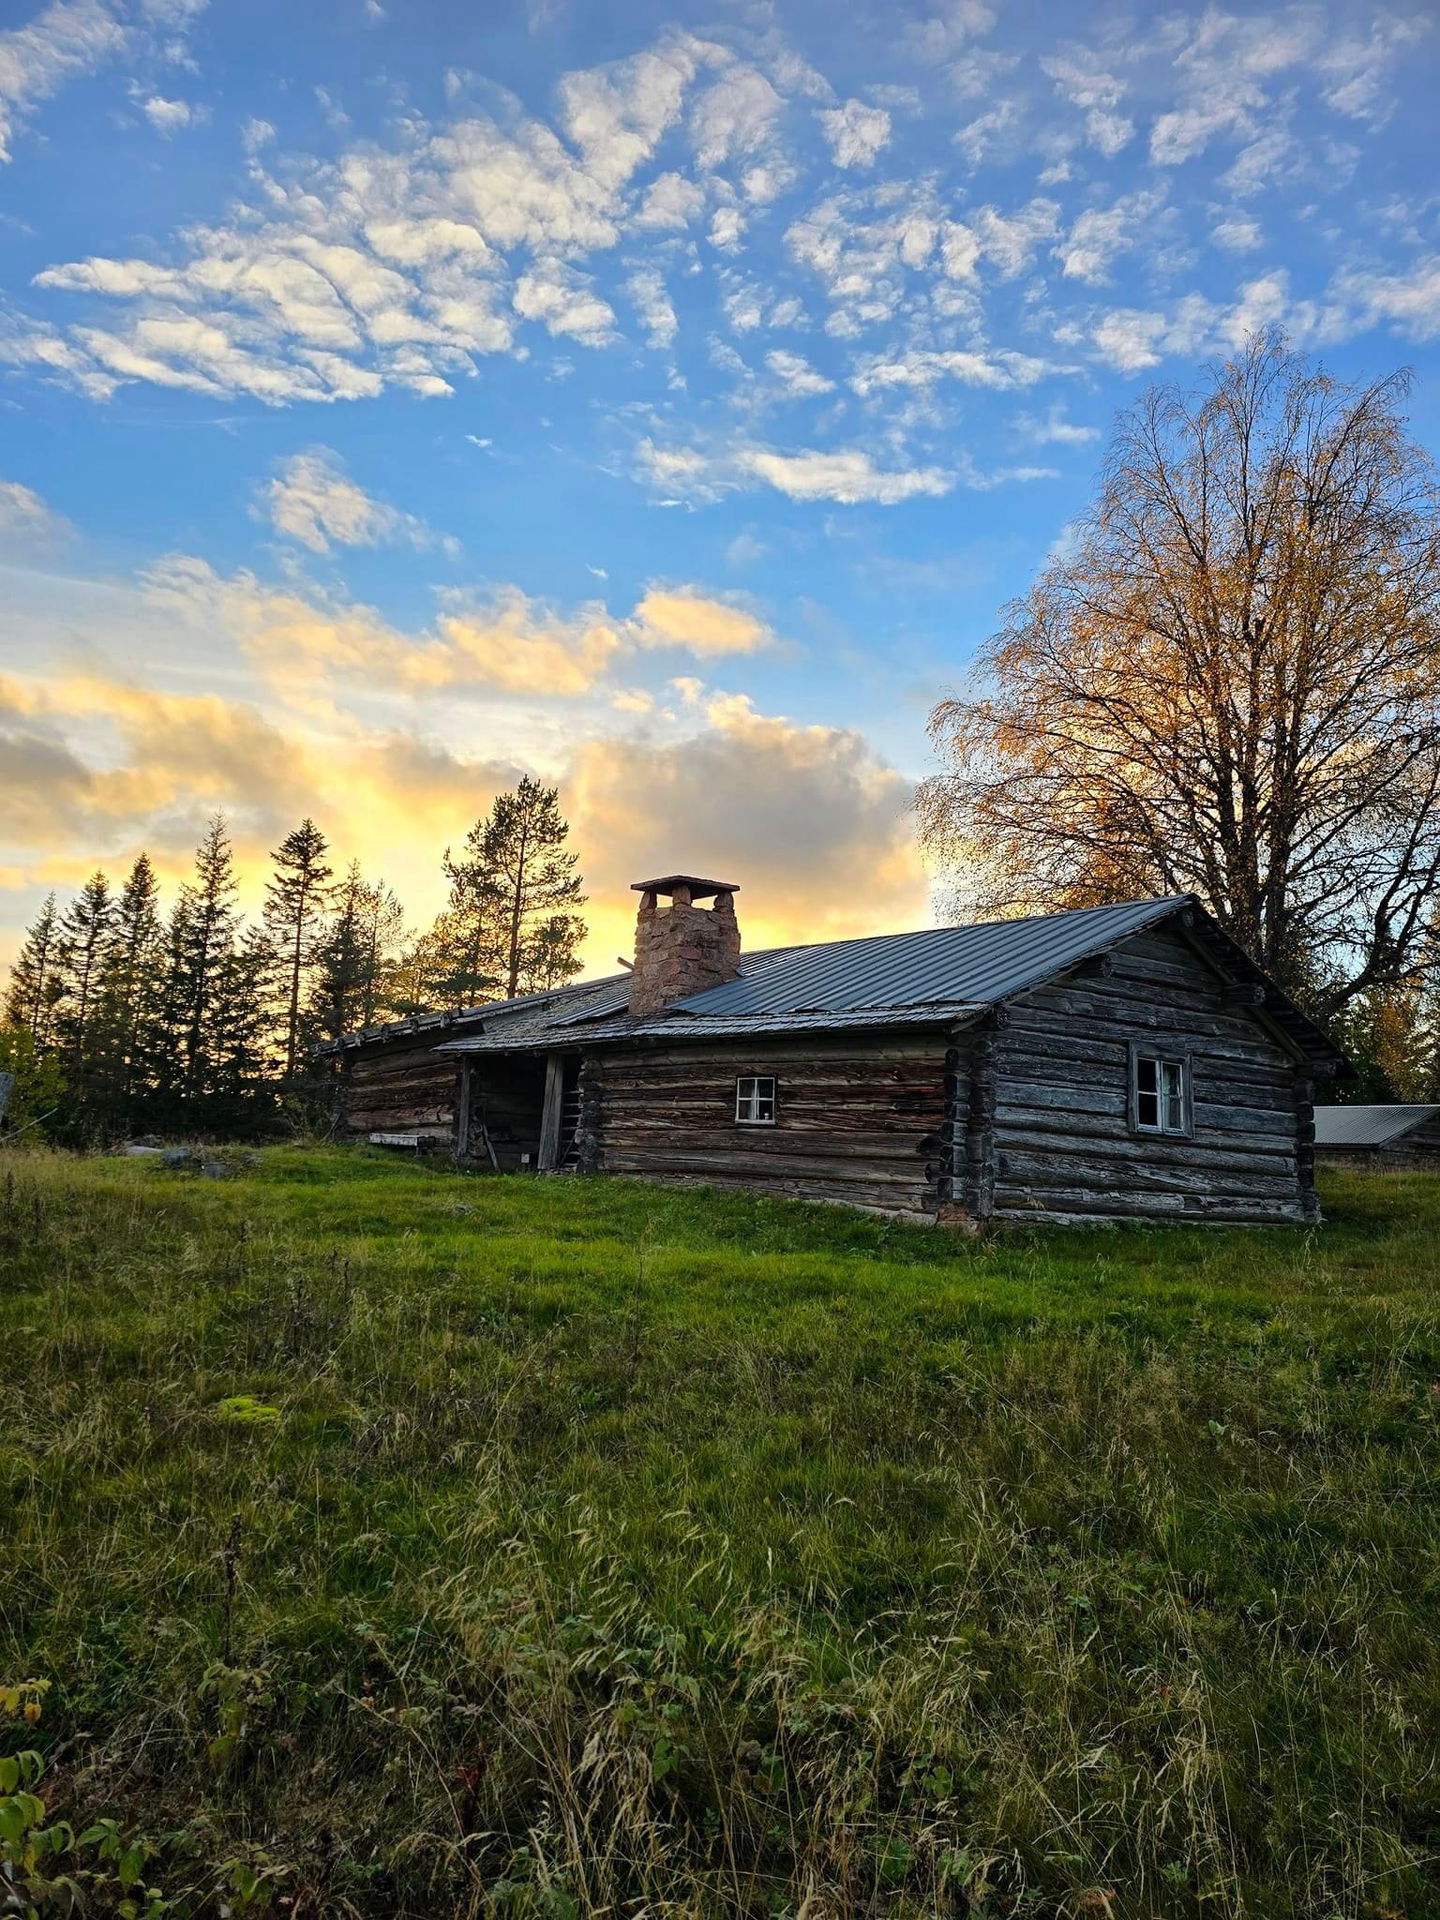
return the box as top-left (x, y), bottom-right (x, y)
top-left (735, 1075), bottom-right (777, 1125)
top-left (1131, 1050), bottom-right (1190, 1135)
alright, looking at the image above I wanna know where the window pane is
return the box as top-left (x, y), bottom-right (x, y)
top-left (1137, 1088), bottom-right (1160, 1128)
top-left (1161, 1061), bottom-right (1184, 1132)
top-left (737, 1075), bottom-right (775, 1122)
top-left (1137, 1057), bottom-right (1158, 1094)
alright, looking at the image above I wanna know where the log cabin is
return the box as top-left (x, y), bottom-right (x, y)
top-left (1313, 1104), bottom-right (1440, 1169)
top-left (316, 875), bottom-right (1350, 1226)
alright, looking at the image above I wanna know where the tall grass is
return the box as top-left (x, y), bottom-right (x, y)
top-left (3, 1148), bottom-right (1439, 1917)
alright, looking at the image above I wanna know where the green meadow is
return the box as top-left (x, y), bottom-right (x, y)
top-left (3, 1147), bottom-right (1439, 1918)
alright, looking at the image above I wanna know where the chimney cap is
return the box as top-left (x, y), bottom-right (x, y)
top-left (632, 874), bottom-right (739, 899)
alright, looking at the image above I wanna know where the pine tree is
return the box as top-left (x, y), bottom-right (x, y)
top-left (262, 819), bottom-right (333, 1078)
top-left (54, 872), bottom-right (115, 1089)
top-left (481, 776), bottom-right (586, 997)
top-left (5, 893), bottom-right (65, 1049)
top-left (423, 830), bottom-right (504, 1008)
top-left (163, 817), bottom-right (240, 1108)
top-left (90, 853), bottom-right (166, 1120)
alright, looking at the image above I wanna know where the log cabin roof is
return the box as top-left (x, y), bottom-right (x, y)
top-left (426, 895), bottom-right (1347, 1073)
top-left (1312, 1104), bottom-right (1440, 1147)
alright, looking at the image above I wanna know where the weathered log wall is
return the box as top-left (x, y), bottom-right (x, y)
top-left (586, 1033), bottom-right (948, 1218)
top-left (988, 925), bottom-right (1311, 1226)
top-left (336, 1041), bottom-right (460, 1143)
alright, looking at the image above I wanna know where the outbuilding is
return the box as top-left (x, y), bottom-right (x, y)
top-left (318, 875), bottom-right (1349, 1226)
top-left (1313, 1104), bottom-right (1440, 1169)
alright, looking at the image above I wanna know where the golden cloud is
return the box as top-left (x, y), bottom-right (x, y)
top-left (138, 561), bottom-right (771, 711)
top-left (4, 652), bottom-right (930, 975)
top-left (629, 587), bottom-right (771, 655)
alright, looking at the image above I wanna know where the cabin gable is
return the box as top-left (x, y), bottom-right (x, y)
top-left (984, 920), bottom-right (1313, 1225)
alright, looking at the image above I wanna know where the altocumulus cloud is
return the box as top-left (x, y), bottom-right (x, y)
top-left (262, 448), bottom-right (460, 557)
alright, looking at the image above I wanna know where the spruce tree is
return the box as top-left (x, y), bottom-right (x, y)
top-left (91, 853), bottom-right (166, 1122)
top-left (263, 819), bottom-right (333, 1079)
top-left (163, 817), bottom-right (240, 1108)
top-left (5, 892), bottom-right (65, 1048)
top-left (54, 871), bottom-right (115, 1089)
top-left (312, 863), bottom-right (405, 1040)
top-left (481, 776), bottom-right (586, 997)
top-left (209, 926), bottom-right (276, 1131)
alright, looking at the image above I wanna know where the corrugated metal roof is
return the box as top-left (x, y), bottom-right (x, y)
top-left (1313, 1104), bottom-right (1440, 1147)
top-left (323, 891), bottom-right (1347, 1071)
top-left (549, 942), bottom-right (806, 1028)
top-left (671, 897), bottom-right (1187, 1018)
top-left (440, 1001), bottom-right (986, 1054)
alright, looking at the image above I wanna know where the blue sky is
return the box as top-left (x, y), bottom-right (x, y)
top-left (2, 0), bottom-right (1438, 969)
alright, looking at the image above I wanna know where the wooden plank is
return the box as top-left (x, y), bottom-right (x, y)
top-left (537, 1051), bottom-right (565, 1172)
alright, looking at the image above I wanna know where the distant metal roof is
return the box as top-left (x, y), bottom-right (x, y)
top-left (1313, 1104), bottom-right (1440, 1147)
top-left (671, 897), bottom-right (1187, 1018)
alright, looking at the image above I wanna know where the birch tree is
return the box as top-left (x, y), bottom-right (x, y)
top-left (920, 334), bottom-right (1440, 1015)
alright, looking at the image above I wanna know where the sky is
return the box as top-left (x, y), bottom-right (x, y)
top-left (2, 0), bottom-right (1439, 978)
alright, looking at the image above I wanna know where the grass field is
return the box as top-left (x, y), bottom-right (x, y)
top-left (3, 1147), bottom-right (1440, 1919)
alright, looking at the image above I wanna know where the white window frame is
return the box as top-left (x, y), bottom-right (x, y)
top-left (735, 1074), bottom-right (777, 1126)
top-left (1129, 1044), bottom-right (1192, 1137)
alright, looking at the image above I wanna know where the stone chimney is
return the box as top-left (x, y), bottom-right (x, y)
top-left (629, 875), bottom-right (741, 1016)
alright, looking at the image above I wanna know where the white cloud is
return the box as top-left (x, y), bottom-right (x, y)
top-left (739, 445), bottom-right (949, 504)
top-left (818, 98), bottom-right (891, 169)
top-left (557, 34), bottom-right (705, 192)
top-left (1088, 299), bottom-right (1213, 373)
top-left (708, 204), bottom-right (745, 251)
top-left (764, 347), bottom-right (832, 396)
top-left (1221, 122), bottom-right (1302, 197)
top-left (0, 0), bottom-right (132, 162)
top-left (1329, 257), bottom-right (1440, 342)
top-left (0, 478), bottom-right (70, 544)
top-left (626, 265), bottom-right (677, 348)
top-left (1318, 15), bottom-right (1430, 123)
top-left (635, 434), bottom-right (953, 506)
top-left (1040, 47), bottom-right (1134, 156)
top-left (904, 0), bottom-right (996, 62)
top-left (1014, 402), bottom-right (1100, 447)
top-left (954, 99), bottom-right (1017, 168)
top-left (513, 258), bottom-right (616, 343)
top-left (688, 61), bottom-right (784, 171)
top-left (634, 168), bottom-right (705, 229)
top-left (850, 346), bottom-right (1060, 394)
top-left (139, 93), bottom-right (200, 134)
top-left (971, 198), bottom-right (1061, 278)
top-left (262, 447), bottom-right (458, 556)
top-left (1146, 7), bottom-right (1343, 168)
top-left (1211, 212), bottom-right (1263, 252)
top-left (1054, 190), bottom-right (1165, 285)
